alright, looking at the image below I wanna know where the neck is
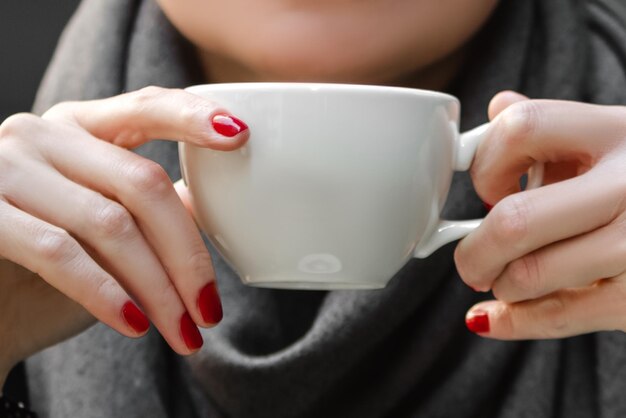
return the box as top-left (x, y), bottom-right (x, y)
top-left (197, 46), bottom-right (468, 92)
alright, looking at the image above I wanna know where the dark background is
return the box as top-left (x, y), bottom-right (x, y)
top-left (1, 0), bottom-right (81, 121)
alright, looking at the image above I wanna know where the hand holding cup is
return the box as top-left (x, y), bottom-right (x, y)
top-left (0, 87), bottom-right (248, 381)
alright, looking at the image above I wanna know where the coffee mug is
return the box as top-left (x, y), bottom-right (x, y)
top-left (178, 83), bottom-right (542, 290)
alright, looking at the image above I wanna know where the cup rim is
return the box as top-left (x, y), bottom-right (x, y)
top-left (186, 82), bottom-right (458, 102)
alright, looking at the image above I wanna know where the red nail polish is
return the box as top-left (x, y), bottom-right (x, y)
top-left (180, 312), bottom-right (203, 351)
top-left (211, 114), bottom-right (248, 137)
top-left (466, 310), bottom-right (490, 333)
top-left (483, 201), bottom-right (493, 212)
top-left (198, 282), bottom-right (223, 324)
top-left (122, 301), bottom-right (150, 334)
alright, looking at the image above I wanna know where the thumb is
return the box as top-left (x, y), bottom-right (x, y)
top-left (488, 90), bottom-right (529, 120)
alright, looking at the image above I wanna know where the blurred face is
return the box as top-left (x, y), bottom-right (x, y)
top-left (157, 0), bottom-right (499, 86)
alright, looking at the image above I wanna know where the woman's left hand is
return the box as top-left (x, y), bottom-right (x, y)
top-left (455, 90), bottom-right (626, 340)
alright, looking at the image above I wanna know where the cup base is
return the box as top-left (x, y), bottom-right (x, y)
top-left (243, 280), bottom-right (386, 291)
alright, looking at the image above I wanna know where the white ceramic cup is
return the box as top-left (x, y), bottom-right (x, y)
top-left (179, 83), bottom-right (542, 290)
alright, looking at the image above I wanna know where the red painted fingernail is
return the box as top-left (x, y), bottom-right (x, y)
top-left (122, 301), bottom-right (150, 334)
top-left (180, 312), bottom-right (204, 351)
top-left (198, 281), bottom-right (223, 324)
top-left (483, 201), bottom-right (493, 212)
top-left (211, 113), bottom-right (248, 137)
top-left (466, 310), bottom-right (490, 333)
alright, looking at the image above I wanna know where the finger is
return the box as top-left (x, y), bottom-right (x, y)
top-left (34, 122), bottom-right (222, 329)
top-left (488, 93), bottom-right (584, 194)
top-left (0, 200), bottom-right (150, 340)
top-left (471, 99), bottom-right (626, 205)
top-left (488, 90), bottom-right (529, 120)
top-left (491, 216), bottom-right (626, 303)
top-left (2, 157), bottom-right (204, 354)
top-left (171, 181), bottom-right (221, 325)
top-left (455, 168), bottom-right (617, 291)
top-left (465, 279), bottom-right (626, 340)
top-left (174, 178), bottom-right (194, 218)
top-left (42, 86), bottom-right (250, 151)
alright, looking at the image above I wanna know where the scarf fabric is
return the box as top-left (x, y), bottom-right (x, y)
top-left (25, 0), bottom-right (626, 417)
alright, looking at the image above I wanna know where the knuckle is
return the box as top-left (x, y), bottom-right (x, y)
top-left (178, 101), bottom-right (210, 138)
top-left (490, 195), bottom-right (530, 246)
top-left (123, 86), bottom-right (170, 122)
top-left (186, 247), bottom-right (214, 279)
top-left (34, 227), bottom-right (79, 265)
top-left (127, 160), bottom-right (171, 195)
top-left (178, 92), bottom-right (211, 120)
top-left (533, 295), bottom-right (569, 338)
top-left (0, 113), bottom-right (40, 139)
top-left (153, 278), bottom-right (178, 307)
top-left (495, 304), bottom-right (517, 337)
top-left (82, 276), bottom-right (120, 314)
top-left (495, 295), bottom-right (569, 340)
top-left (91, 199), bottom-right (135, 239)
top-left (175, 93), bottom-right (217, 144)
top-left (504, 254), bottom-right (543, 297)
top-left (497, 101), bottom-right (540, 147)
top-left (129, 86), bottom-right (168, 107)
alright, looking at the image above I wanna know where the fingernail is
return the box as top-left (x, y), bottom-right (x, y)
top-left (466, 310), bottom-right (490, 333)
top-left (211, 113), bottom-right (249, 137)
top-left (122, 301), bottom-right (150, 334)
top-left (483, 201), bottom-right (493, 212)
top-left (180, 312), bottom-right (204, 351)
top-left (198, 281), bottom-right (223, 325)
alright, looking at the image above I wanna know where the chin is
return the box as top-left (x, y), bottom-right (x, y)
top-left (166, 1), bottom-right (498, 86)
top-left (247, 50), bottom-right (398, 84)
top-left (220, 31), bottom-right (427, 84)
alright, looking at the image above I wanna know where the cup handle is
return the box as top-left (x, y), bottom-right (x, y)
top-left (413, 122), bottom-right (544, 258)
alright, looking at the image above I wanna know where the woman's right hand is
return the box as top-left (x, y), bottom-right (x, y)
top-left (0, 87), bottom-right (249, 383)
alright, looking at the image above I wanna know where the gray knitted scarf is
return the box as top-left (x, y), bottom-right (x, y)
top-left (25, 0), bottom-right (626, 417)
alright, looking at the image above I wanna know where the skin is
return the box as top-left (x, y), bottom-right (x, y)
top-left (0, 89), bottom-right (250, 384)
top-left (2, 0), bottom-right (626, 389)
top-left (156, 0), bottom-right (499, 86)
top-left (0, 1), bottom-right (499, 386)
top-left (457, 91), bottom-right (626, 339)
